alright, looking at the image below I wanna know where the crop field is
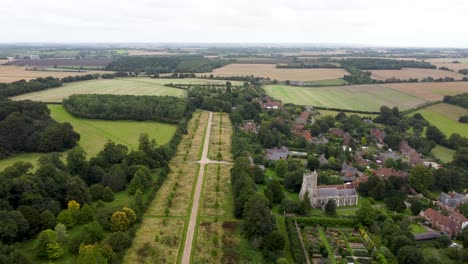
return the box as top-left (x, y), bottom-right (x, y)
top-left (10, 77), bottom-right (243, 102)
top-left (127, 49), bottom-right (178, 56)
top-left (0, 65), bottom-right (110, 83)
top-left (200, 63), bottom-right (349, 81)
top-left (264, 84), bottom-right (426, 111)
top-left (0, 105), bottom-right (176, 171)
top-left (415, 103), bottom-right (468, 137)
top-left (426, 58), bottom-right (468, 71)
top-left (369, 68), bottom-right (466, 81)
top-left (384, 82), bottom-right (468, 101)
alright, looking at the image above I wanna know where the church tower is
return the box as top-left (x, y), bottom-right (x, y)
top-left (299, 171), bottom-right (318, 207)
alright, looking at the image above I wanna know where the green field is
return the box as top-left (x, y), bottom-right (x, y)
top-left (10, 77), bottom-right (241, 102)
top-left (432, 145), bottom-right (456, 163)
top-left (415, 103), bottom-right (468, 137)
top-left (264, 84), bottom-right (426, 111)
top-left (0, 105), bottom-right (176, 171)
top-left (303, 78), bottom-right (347, 86)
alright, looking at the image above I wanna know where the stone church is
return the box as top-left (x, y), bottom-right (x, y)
top-left (299, 171), bottom-right (358, 208)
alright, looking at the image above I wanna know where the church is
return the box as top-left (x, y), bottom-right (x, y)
top-left (299, 171), bottom-right (358, 208)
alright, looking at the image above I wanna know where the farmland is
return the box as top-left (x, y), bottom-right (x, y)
top-left (384, 82), bottom-right (468, 101)
top-left (0, 65), bottom-right (109, 83)
top-left (369, 68), bottom-right (466, 81)
top-left (0, 104), bottom-right (177, 171)
top-left (200, 63), bottom-right (349, 81)
top-left (426, 58), bottom-right (468, 71)
top-left (415, 103), bottom-right (468, 137)
top-left (264, 84), bottom-right (426, 111)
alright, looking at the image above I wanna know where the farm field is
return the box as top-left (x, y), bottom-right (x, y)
top-left (426, 58), bottom-right (468, 71)
top-left (200, 63), bottom-right (349, 81)
top-left (0, 65), bottom-right (110, 83)
top-left (414, 103), bottom-right (468, 137)
top-left (127, 49), bottom-right (178, 56)
top-left (0, 104), bottom-right (177, 171)
top-left (264, 84), bottom-right (426, 111)
top-left (10, 77), bottom-right (240, 102)
top-left (384, 82), bottom-right (468, 101)
top-left (432, 145), bottom-right (456, 163)
top-left (369, 68), bottom-right (466, 81)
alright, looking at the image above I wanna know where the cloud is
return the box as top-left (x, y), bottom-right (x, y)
top-left (1, 0), bottom-right (467, 47)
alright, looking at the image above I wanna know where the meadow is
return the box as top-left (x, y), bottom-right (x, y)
top-left (0, 65), bottom-right (109, 83)
top-left (415, 103), bottom-right (468, 137)
top-left (10, 77), bottom-right (241, 102)
top-left (432, 145), bottom-right (456, 163)
top-left (384, 82), bottom-right (468, 101)
top-left (264, 84), bottom-right (426, 111)
top-left (200, 63), bottom-right (349, 81)
top-left (369, 68), bottom-right (465, 81)
top-left (0, 104), bottom-right (177, 171)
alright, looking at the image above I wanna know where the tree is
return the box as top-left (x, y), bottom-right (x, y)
top-left (409, 164), bottom-right (434, 193)
top-left (391, 235), bottom-right (413, 254)
top-left (40, 210), bottom-right (56, 230)
top-left (251, 165), bottom-right (265, 184)
top-left (66, 177), bottom-right (90, 205)
top-left (128, 168), bottom-right (149, 195)
top-left (89, 184), bottom-right (105, 201)
top-left (426, 125), bottom-right (446, 144)
top-left (66, 146), bottom-right (88, 176)
top-left (102, 164), bottom-right (126, 192)
top-left (242, 194), bottom-right (274, 239)
top-left (462, 226), bottom-right (468, 248)
top-left (77, 244), bottom-right (106, 264)
top-left (122, 207), bottom-right (137, 225)
top-left (102, 186), bottom-right (115, 202)
top-left (82, 221), bottom-right (104, 244)
top-left (275, 160), bottom-right (287, 178)
top-left (35, 229), bottom-right (63, 260)
top-left (55, 223), bottom-right (68, 244)
top-left (356, 200), bottom-right (375, 226)
top-left (266, 181), bottom-right (284, 205)
top-left (397, 246), bottom-right (423, 264)
top-left (77, 204), bottom-right (94, 224)
top-left (384, 191), bottom-right (406, 213)
top-left (361, 137), bottom-right (367, 145)
top-left (324, 199), bottom-right (337, 216)
top-left (262, 231), bottom-right (285, 251)
top-left (110, 211), bottom-right (130, 232)
top-left (57, 210), bottom-right (75, 228)
top-left (104, 231), bottom-right (131, 253)
top-left (410, 200), bottom-right (423, 215)
top-left (307, 155), bottom-right (320, 171)
top-left (134, 189), bottom-right (144, 216)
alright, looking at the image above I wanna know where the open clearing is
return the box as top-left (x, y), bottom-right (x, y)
top-left (369, 68), bottom-right (466, 81)
top-left (432, 145), bottom-right (456, 163)
top-left (0, 105), bottom-right (176, 171)
top-left (264, 84), bottom-right (426, 111)
top-left (384, 82), bottom-right (468, 101)
top-left (0, 65), bottom-right (109, 83)
top-left (415, 103), bottom-right (468, 137)
top-left (10, 77), bottom-right (242, 102)
top-left (200, 63), bottom-right (349, 81)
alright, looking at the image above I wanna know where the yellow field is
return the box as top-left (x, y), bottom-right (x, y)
top-left (0, 65), bottom-right (110, 83)
top-left (200, 63), bottom-right (349, 81)
top-left (426, 58), bottom-right (468, 71)
top-left (369, 68), bottom-right (465, 81)
top-left (384, 82), bottom-right (468, 101)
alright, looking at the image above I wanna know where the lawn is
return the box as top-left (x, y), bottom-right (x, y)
top-left (263, 84), bottom-right (426, 111)
top-left (10, 77), bottom-right (242, 102)
top-left (415, 103), bottom-right (468, 137)
top-left (432, 145), bottom-right (456, 163)
top-left (0, 105), bottom-right (177, 171)
top-left (410, 224), bottom-right (428, 234)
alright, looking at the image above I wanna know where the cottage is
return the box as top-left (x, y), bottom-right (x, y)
top-left (377, 150), bottom-right (399, 164)
top-left (341, 163), bottom-right (362, 182)
top-left (420, 208), bottom-right (468, 238)
top-left (439, 192), bottom-right (468, 209)
top-left (291, 124), bottom-right (305, 137)
top-left (373, 167), bottom-right (408, 178)
top-left (371, 128), bottom-right (386, 144)
top-left (353, 153), bottom-right (369, 166)
top-left (399, 141), bottom-right (422, 166)
top-left (242, 120), bottom-right (258, 133)
top-left (330, 128), bottom-right (352, 146)
top-left (295, 111), bottom-right (311, 125)
top-left (266, 146), bottom-right (289, 161)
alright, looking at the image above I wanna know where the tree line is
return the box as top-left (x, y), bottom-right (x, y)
top-left (339, 58), bottom-right (436, 70)
top-left (443, 93), bottom-right (468, 109)
top-left (63, 94), bottom-right (188, 124)
top-left (0, 97), bottom-right (80, 158)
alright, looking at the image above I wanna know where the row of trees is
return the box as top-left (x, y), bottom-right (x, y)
top-left (340, 58), bottom-right (436, 70)
top-left (63, 94), bottom-right (188, 123)
top-left (0, 97), bottom-right (80, 158)
top-left (443, 93), bottom-right (468, 109)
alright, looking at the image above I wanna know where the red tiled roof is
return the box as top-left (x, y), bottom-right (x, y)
top-left (373, 168), bottom-right (408, 178)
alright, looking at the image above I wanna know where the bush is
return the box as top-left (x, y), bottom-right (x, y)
top-left (105, 231), bottom-right (131, 253)
top-left (102, 187), bottom-right (115, 202)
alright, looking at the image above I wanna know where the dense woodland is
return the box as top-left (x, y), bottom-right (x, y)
top-left (105, 56), bottom-right (232, 74)
top-left (0, 98), bottom-right (80, 158)
top-left (63, 94), bottom-right (188, 123)
top-left (443, 93), bottom-right (468, 109)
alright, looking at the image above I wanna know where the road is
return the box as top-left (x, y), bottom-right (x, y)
top-left (181, 111), bottom-right (213, 264)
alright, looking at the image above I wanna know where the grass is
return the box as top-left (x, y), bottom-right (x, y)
top-left (415, 103), bottom-right (468, 137)
top-left (264, 84), bottom-right (426, 111)
top-left (208, 112), bottom-right (233, 162)
top-left (410, 223), bottom-right (427, 234)
top-left (304, 78), bottom-right (347, 86)
top-left (0, 105), bottom-right (177, 171)
top-left (10, 78), bottom-right (243, 102)
top-left (276, 215), bottom-right (295, 264)
top-left (318, 109), bottom-right (378, 118)
top-left (432, 145), bottom-right (456, 163)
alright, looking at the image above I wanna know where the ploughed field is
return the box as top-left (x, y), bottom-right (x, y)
top-left (0, 65), bottom-right (110, 83)
top-left (384, 82), bottom-right (468, 101)
top-left (10, 78), bottom-right (241, 102)
top-left (199, 63), bottom-right (349, 81)
top-left (0, 105), bottom-right (177, 171)
top-left (263, 84), bottom-right (426, 112)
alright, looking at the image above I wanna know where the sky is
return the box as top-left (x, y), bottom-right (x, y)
top-left (1, 0), bottom-right (467, 48)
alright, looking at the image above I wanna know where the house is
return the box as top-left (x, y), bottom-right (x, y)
top-left (318, 154), bottom-right (328, 166)
top-left (399, 141), bottom-right (422, 166)
top-left (420, 208), bottom-right (468, 238)
top-left (266, 146), bottom-right (289, 161)
top-left (291, 124), bottom-right (305, 137)
top-left (439, 192), bottom-right (468, 209)
top-left (299, 171), bottom-right (358, 208)
top-left (353, 153), bottom-right (369, 167)
top-left (242, 120), bottom-right (258, 133)
top-left (373, 167), bottom-right (408, 178)
top-left (301, 130), bottom-right (312, 142)
top-left (371, 128), bottom-right (386, 144)
top-left (295, 111), bottom-right (310, 125)
top-left (341, 163), bottom-right (362, 182)
top-left (311, 136), bottom-right (329, 145)
top-left (377, 150), bottom-right (399, 164)
top-left (424, 161), bottom-right (443, 169)
top-left (257, 97), bottom-right (283, 110)
top-left (330, 128), bottom-right (352, 146)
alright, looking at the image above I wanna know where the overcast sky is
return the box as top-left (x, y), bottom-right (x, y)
top-left (1, 0), bottom-right (467, 48)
